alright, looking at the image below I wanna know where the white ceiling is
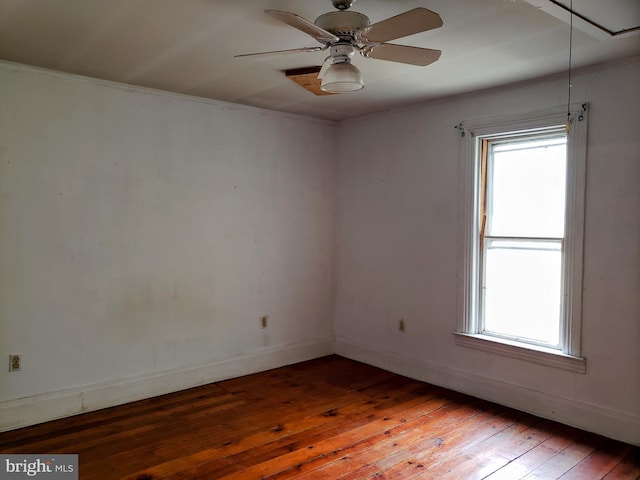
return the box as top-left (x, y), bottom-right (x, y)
top-left (1, 0), bottom-right (638, 121)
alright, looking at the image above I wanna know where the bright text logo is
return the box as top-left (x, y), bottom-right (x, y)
top-left (0, 455), bottom-right (77, 479)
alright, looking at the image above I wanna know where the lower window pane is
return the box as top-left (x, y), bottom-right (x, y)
top-left (483, 241), bottom-right (561, 346)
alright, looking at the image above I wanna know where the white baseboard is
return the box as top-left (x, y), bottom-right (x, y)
top-left (335, 336), bottom-right (640, 446)
top-left (0, 338), bottom-right (334, 432)
top-left (5, 336), bottom-right (637, 447)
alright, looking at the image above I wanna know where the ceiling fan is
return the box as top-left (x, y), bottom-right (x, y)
top-left (236, 0), bottom-right (443, 93)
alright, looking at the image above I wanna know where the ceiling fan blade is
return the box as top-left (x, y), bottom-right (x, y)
top-left (362, 44), bottom-right (441, 66)
top-left (359, 8), bottom-right (443, 43)
top-left (235, 46), bottom-right (326, 58)
top-left (265, 10), bottom-right (340, 44)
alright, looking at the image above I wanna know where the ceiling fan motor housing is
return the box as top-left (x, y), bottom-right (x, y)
top-left (329, 43), bottom-right (357, 63)
top-left (314, 11), bottom-right (370, 40)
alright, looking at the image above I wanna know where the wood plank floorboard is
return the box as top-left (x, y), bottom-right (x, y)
top-left (0, 355), bottom-right (638, 479)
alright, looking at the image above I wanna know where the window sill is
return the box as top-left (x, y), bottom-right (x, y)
top-left (453, 332), bottom-right (586, 373)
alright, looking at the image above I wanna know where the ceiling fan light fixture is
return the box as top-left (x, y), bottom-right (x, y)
top-left (320, 61), bottom-right (364, 93)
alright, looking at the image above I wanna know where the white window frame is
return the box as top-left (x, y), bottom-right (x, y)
top-left (454, 105), bottom-right (588, 373)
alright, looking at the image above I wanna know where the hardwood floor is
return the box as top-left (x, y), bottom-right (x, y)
top-left (1, 355), bottom-right (638, 479)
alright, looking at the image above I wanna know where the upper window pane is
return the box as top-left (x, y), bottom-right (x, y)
top-left (487, 136), bottom-right (567, 238)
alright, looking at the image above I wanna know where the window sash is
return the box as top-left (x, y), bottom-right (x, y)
top-left (484, 133), bottom-right (567, 239)
top-left (480, 237), bottom-right (564, 349)
top-left (479, 131), bottom-right (567, 349)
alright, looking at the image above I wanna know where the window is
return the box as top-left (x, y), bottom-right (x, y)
top-left (455, 106), bottom-right (588, 372)
top-left (482, 134), bottom-right (567, 347)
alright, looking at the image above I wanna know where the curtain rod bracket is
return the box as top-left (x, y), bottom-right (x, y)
top-left (578, 102), bottom-right (589, 122)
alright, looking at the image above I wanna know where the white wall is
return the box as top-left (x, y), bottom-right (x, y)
top-left (334, 57), bottom-right (640, 445)
top-left (1, 57), bottom-right (638, 446)
top-left (0, 62), bottom-right (336, 429)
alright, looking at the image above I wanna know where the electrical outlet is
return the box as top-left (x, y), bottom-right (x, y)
top-left (260, 315), bottom-right (269, 329)
top-left (9, 354), bottom-right (22, 372)
top-left (398, 319), bottom-right (406, 332)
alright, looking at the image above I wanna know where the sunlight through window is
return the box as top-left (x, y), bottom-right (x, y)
top-left (482, 136), bottom-right (567, 347)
